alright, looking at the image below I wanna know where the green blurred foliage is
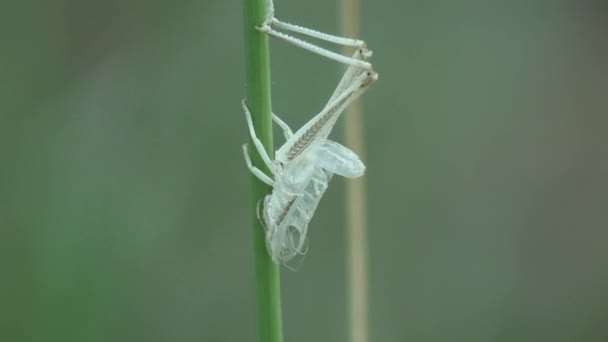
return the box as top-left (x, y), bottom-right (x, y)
top-left (1, 1), bottom-right (607, 341)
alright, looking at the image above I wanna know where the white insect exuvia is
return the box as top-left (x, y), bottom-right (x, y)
top-left (258, 0), bottom-right (372, 70)
top-left (243, 49), bottom-right (378, 264)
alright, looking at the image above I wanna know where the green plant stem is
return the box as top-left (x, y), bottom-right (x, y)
top-left (243, 2), bottom-right (283, 342)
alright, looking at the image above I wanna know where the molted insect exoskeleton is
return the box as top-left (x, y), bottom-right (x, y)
top-left (243, 49), bottom-right (378, 264)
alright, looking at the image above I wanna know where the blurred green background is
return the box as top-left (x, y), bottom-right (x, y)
top-left (1, 1), bottom-right (607, 341)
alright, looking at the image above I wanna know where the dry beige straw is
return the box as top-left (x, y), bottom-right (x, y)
top-left (340, 0), bottom-right (369, 342)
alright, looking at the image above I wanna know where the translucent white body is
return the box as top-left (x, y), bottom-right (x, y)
top-left (262, 141), bottom-right (365, 263)
top-left (243, 50), bottom-right (377, 264)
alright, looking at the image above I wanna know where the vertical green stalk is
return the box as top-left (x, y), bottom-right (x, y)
top-left (243, 2), bottom-right (283, 342)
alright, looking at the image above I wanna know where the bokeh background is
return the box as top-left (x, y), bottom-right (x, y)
top-left (1, 1), bottom-right (607, 341)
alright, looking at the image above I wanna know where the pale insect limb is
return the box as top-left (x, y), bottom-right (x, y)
top-left (312, 49), bottom-right (373, 136)
top-left (301, 68), bottom-right (377, 134)
top-left (242, 99), bottom-right (278, 174)
top-left (272, 113), bottom-right (293, 139)
top-left (265, 0), bottom-right (275, 20)
top-left (302, 49), bottom-right (372, 143)
top-left (269, 18), bottom-right (365, 49)
top-left (328, 49), bottom-right (373, 104)
top-left (243, 144), bottom-right (275, 186)
top-left (259, 0), bottom-right (371, 69)
top-left (318, 69), bottom-right (377, 138)
top-left (257, 25), bottom-right (372, 70)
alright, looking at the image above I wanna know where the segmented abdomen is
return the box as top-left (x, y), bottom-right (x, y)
top-left (263, 166), bottom-right (332, 263)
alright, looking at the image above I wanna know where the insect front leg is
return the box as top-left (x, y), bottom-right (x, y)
top-left (242, 99), bottom-right (279, 174)
top-left (272, 112), bottom-right (294, 140)
top-left (243, 144), bottom-right (275, 186)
